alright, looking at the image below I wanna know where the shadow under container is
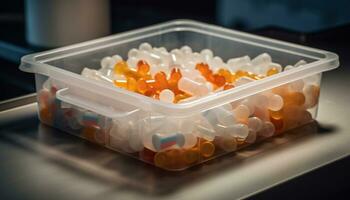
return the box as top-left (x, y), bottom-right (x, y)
top-left (19, 20), bottom-right (339, 171)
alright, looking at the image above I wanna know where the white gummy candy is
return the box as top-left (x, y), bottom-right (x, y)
top-left (128, 48), bottom-right (138, 58)
top-left (159, 89), bottom-right (175, 103)
top-left (245, 130), bottom-right (257, 144)
top-left (200, 49), bottom-right (214, 62)
top-left (294, 59), bottom-right (307, 67)
top-left (258, 121), bottom-right (275, 137)
top-left (267, 94), bottom-right (284, 111)
top-left (251, 53), bottom-right (272, 67)
top-left (100, 56), bottom-right (114, 69)
top-left (139, 42), bottom-right (152, 51)
top-left (233, 104), bottom-right (250, 121)
top-left (248, 117), bottom-right (263, 132)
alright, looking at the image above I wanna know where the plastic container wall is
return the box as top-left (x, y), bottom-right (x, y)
top-left (23, 20), bottom-right (338, 170)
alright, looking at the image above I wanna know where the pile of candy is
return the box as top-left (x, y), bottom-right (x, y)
top-left (81, 43), bottom-right (307, 103)
top-left (37, 43), bottom-right (321, 170)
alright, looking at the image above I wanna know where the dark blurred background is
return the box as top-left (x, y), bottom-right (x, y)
top-left (0, 0), bottom-right (350, 199)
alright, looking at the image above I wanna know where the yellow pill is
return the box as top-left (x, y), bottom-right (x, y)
top-left (215, 136), bottom-right (237, 152)
top-left (154, 151), bottom-right (168, 167)
top-left (269, 109), bottom-right (283, 120)
top-left (166, 149), bottom-right (185, 169)
top-left (200, 141), bottom-right (215, 158)
top-left (82, 125), bottom-right (100, 143)
top-left (283, 92), bottom-right (305, 106)
top-left (270, 117), bottom-right (284, 133)
top-left (183, 148), bottom-right (200, 164)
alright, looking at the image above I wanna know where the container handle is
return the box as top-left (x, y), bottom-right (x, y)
top-left (56, 88), bottom-right (140, 119)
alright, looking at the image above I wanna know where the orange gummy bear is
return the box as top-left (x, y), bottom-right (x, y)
top-left (196, 63), bottom-right (215, 83)
top-left (127, 77), bottom-right (137, 92)
top-left (137, 60), bottom-right (150, 76)
top-left (168, 68), bottom-right (182, 95)
top-left (154, 71), bottom-right (168, 91)
top-left (136, 78), bottom-right (150, 94)
top-left (213, 74), bottom-right (226, 87)
top-left (114, 61), bottom-right (129, 75)
top-left (217, 68), bottom-right (234, 83)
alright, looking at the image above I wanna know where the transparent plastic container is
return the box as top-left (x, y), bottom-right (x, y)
top-left (20, 20), bottom-right (339, 170)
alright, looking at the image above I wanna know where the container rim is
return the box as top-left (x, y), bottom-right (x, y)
top-left (19, 19), bottom-right (340, 116)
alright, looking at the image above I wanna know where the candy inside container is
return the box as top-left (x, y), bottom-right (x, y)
top-left (35, 42), bottom-right (323, 170)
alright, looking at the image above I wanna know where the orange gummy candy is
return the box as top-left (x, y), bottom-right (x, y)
top-left (113, 79), bottom-right (127, 88)
top-left (137, 60), bottom-right (150, 76)
top-left (218, 68), bottom-right (234, 83)
top-left (253, 74), bottom-right (266, 80)
top-left (124, 68), bottom-right (141, 80)
top-left (143, 79), bottom-right (157, 97)
top-left (223, 84), bottom-right (234, 90)
top-left (195, 63), bottom-right (210, 74)
top-left (168, 68), bottom-right (182, 84)
top-left (114, 61), bottom-right (128, 75)
top-left (154, 71), bottom-right (168, 91)
top-left (246, 71), bottom-right (258, 80)
top-left (174, 93), bottom-right (191, 103)
top-left (267, 67), bottom-right (279, 76)
top-left (213, 74), bottom-right (226, 87)
top-left (127, 77), bottom-right (137, 92)
top-left (136, 79), bottom-right (150, 94)
top-left (153, 93), bottom-right (160, 100)
top-left (196, 63), bottom-right (215, 83)
top-left (235, 70), bottom-right (249, 78)
top-left (168, 68), bottom-right (182, 94)
top-left (114, 60), bottom-right (141, 80)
